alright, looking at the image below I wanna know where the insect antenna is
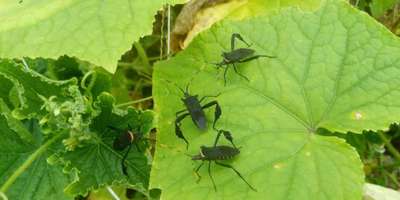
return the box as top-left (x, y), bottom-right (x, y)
top-left (161, 70), bottom-right (201, 95)
top-left (161, 79), bottom-right (187, 95)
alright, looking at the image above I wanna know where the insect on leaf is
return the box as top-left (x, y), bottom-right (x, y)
top-left (63, 93), bottom-right (154, 196)
top-left (150, 0), bottom-right (400, 199)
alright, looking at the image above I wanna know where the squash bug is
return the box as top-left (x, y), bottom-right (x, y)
top-left (191, 129), bottom-right (257, 192)
top-left (174, 81), bottom-right (221, 149)
top-left (109, 125), bottom-right (151, 176)
top-left (213, 33), bottom-right (275, 85)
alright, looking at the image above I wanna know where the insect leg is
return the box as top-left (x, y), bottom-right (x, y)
top-left (175, 112), bottom-right (190, 149)
top-left (231, 33), bottom-right (252, 50)
top-left (215, 161), bottom-right (257, 192)
top-left (238, 54), bottom-right (275, 63)
top-left (194, 161), bottom-right (205, 183)
top-left (121, 143), bottom-right (133, 176)
top-left (201, 101), bottom-right (221, 130)
top-left (215, 129), bottom-right (237, 148)
top-left (223, 66), bottom-right (229, 86)
top-left (232, 63), bottom-right (250, 82)
top-left (213, 129), bottom-right (224, 147)
top-left (176, 109), bottom-right (187, 116)
top-left (199, 93), bottom-right (221, 103)
top-left (208, 161), bottom-right (217, 191)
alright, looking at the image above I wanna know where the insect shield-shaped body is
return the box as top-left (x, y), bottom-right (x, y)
top-left (182, 93), bottom-right (207, 130)
top-left (192, 145), bottom-right (240, 161)
top-left (221, 48), bottom-right (255, 65)
top-left (174, 82), bottom-right (221, 149)
top-left (109, 126), bottom-right (146, 176)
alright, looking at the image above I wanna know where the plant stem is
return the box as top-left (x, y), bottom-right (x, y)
top-left (0, 191), bottom-right (8, 200)
top-left (115, 96), bottom-right (153, 108)
top-left (133, 42), bottom-right (150, 69)
top-left (106, 186), bottom-right (121, 200)
top-left (377, 131), bottom-right (400, 161)
top-left (0, 133), bottom-right (64, 193)
top-left (383, 170), bottom-right (400, 188)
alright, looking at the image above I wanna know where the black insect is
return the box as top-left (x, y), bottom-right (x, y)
top-left (125, 188), bottom-right (137, 199)
top-left (191, 129), bottom-right (257, 192)
top-left (109, 125), bottom-right (149, 176)
top-left (213, 33), bottom-right (275, 85)
top-left (175, 82), bottom-right (221, 149)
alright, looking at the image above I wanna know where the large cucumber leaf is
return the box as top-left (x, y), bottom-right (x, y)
top-left (151, 0), bottom-right (400, 199)
top-left (0, 0), bottom-right (184, 73)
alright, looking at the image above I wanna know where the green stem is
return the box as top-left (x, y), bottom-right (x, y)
top-left (383, 170), bottom-right (400, 188)
top-left (115, 96), bottom-right (153, 108)
top-left (133, 42), bottom-right (150, 69)
top-left (0, 191), bottom-right (8, 200)
top-left (377, 131), bottom-right (400, 161)
top-left (0, 133), bottom-right (64, 193)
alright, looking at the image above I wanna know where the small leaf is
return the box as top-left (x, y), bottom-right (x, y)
top-left (0, 60), bottom-right (76, 119)
top-left (63, 94), bottom-right (154, 196)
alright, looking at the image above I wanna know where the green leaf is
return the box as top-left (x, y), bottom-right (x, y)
top-left (0, 104), bottom-right (72, 200)
top-left (370, 0), bottom-right (397, 18)
top-left (63, 93), bottom-right (154, 196)
top-left (149, 0), bottom-right (400, 198)
top-left (230, 0), bottom-right (322, 19)
top-left (180, 0), bottom-right (322, 49)
top-left (0, 0), bottom-right (185, 73)
top-left (0, 60), bottom-right (76, 119)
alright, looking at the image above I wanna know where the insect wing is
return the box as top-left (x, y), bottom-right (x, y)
top-left (201, 145), bottom-right (239, 160)
top-left (226, 48), bottom-right (254, 61)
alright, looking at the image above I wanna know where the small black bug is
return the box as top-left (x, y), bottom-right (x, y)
top-left (191, 129), bottom-right (257, 192)
top-left (213, 33), bottom-right (275, 85)
top-left (125, 188), bottom-right (137, 199)
top-left (109, 125), bottom-right (150, 176)
top-left (174, 81), bottom-right (221, 149)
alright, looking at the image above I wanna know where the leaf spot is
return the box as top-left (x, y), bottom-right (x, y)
top-left (353, 112), bottom-right (363, 120)
top-left (273, 163), bottom-right (284, 169)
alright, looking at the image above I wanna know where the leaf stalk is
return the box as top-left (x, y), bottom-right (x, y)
top-left (0, 133), bottom-right (65, 193)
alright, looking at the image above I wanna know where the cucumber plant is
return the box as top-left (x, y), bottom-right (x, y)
top-left (0, 0), bottom-right (400, 200)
